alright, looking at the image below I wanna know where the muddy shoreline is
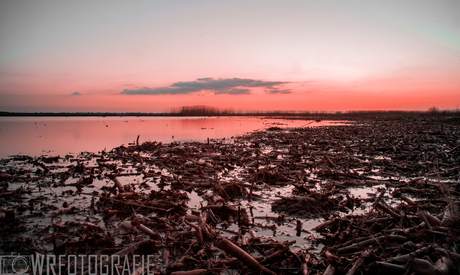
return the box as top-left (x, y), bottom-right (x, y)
top-left (1, 115), bottom-right (459, 274)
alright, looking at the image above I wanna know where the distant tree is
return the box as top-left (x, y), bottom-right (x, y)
top-left (428, 106), bottom-right (439, 114)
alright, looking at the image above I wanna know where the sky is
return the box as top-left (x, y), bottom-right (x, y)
top-left (1, 0), bottom-right (459, 113)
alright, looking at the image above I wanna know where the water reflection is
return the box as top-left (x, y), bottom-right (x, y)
top-left (0, 116), bottom-right (347, 158)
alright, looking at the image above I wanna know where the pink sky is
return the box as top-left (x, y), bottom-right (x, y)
top-left (1, 1), bottom-right (459, 112)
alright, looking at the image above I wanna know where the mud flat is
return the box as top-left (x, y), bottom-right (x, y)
top-left (1, 115), bottom-right (459, 274)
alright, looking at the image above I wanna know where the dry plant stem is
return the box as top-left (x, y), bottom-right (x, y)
top-left (80, 192), bottom-right (168, 211)
top-left (82, 239), bottom-right (155, 275)
top-left (338, 232), bottom-right (381, 248)
top-left (248, 179), bottom-right (256, 201)
top-left (110, 176), bottom-right (125, 193)
top-left (215, 256), bottom-right (264, 267)
top-left (376, 202), bottom-right (401, 219)
top-left (352, 190), bottom-right (385, 238)
top-left (389, 245), bottom-right (433, 263)
top-left (131, 265), bottom-right (144, 275)
top-left (323, 264), bottom-right (336, 275)
top-left (39, 201), bottom-right (60, 210)
top-left (345, 250), bottom-right (371, 275)
top-left (400, 195), bottom-right (416, 206)
top-left (112, 192), bottom-right (136, 199)
top-left (259, 249), bottom-right (283, 265)
top-left (170, 269), bottom-right (208, 275)
top-left (435, 247), bottom-right (460, 261)
top-left (186, 181), bottom-right (212, 187)
top-left (324, 155), bottom-right (336, 168)
top-left (435, 256), bottom-right (454, 275)
top-left (413, 258), bottom-right (439, 275)
top-left (417, 209), bottom-right (441, 229)
top-left (312, 220), bottom-right (334, 231)
top-left (221, 263), bottom-right (232, 275)
top-left (433, 160), bottom-right (457, 216)
top-left (337, 235), bottom-right (408, 254)
top-left (162, 165), bottom-right (184, 187)
top-left (423, 212), bottom-right (441, 226)
top-left (163, 249), bottom-right (170, 266)
top-left (137, 223), bottom-right (159, 239)
top-left (301, 263), bottom-right (309, 275)
top-left (214, 237), bottom-right (276, 275)
top-left (184, 219), bottom-right (204, 243)
top-left (51, 207), bottom-right (72, 217)
top-left (212, 181), bottom-right (229, 199)
top-left (418, 210), bottom-right (433, 230)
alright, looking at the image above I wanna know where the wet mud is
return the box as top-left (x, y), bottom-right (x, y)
top-left (1, 115), bottom-right (460, 274)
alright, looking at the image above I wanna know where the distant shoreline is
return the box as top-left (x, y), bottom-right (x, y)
top-left (0, 111), bottom-right (168, 117)
top-left (1, 109), bottom-right (458, 120)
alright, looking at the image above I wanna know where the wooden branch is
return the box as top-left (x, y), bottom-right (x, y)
top-left (352, 190), bottom-right (385, 238)
top-left (376, 202), bottom-right (401, 219)
top-left (170, 270), bottom-right (208, 275)
top-left (110, 175), bottom-right (125, 193)
top-left (345, 250), bottom-right (371, 275)
top-left (323, 264), bottom-right (336, 275)
top-left (214, 237), bottom-right (276, 275)
top-left (338, 235), bottom-right (407, 254)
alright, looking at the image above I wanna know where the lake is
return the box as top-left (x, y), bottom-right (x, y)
top-left (0, 116), bottom-right (344, 159)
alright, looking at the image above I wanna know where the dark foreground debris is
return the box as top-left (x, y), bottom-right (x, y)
top-left (1, 115), bottom-right (460, 274)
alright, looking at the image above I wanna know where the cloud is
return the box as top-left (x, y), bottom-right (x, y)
top-left (121, 86), bottom-right (200, 95)
top-left (215, 88), bottom-right (250, 95)
top-left (196, 77), bottom-right (213, 81)
top-left (120, 78), bottom-right (290, 95)
top-left (266, 89), bottom-right (291, 94)
top-left (71, 91), bottom-right (82, 96)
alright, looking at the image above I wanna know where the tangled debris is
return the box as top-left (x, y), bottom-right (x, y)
top-left (1, 115), bottom-right (459, 274)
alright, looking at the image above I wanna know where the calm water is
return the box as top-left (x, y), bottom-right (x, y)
top-left (0, 116), bottom-right (343, 159)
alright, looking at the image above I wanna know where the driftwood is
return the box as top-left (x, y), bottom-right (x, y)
top-left (337, 235), bottom-right (408, 254)
top-left (345, 250), bottom-right (371, 275)
top-left (323, 264), bottom-right (336, 275)
top-left (184, 219), bottom-right (204, 243)
top-left (389, 245), bottom-right (433, 263)
top-left (132, 220), bottom-right (161, 239)
top-left (214, 237), bottom-right (276, 275)
top-left (110, 175), bottom-right (125, 193)
top-left (376, 202), bottom-right (401, 219)
top-left (417, 209), bottom-right (441, 227)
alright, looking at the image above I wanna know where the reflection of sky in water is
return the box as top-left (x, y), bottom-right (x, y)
top-left (0, 117), bottom-right (348, 158)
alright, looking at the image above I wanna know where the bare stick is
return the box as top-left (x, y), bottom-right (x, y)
top-left (352, 190), bottom-right (385, 237)
top-left (110, 175), bottom-right (125, 193)
top-left (214, 237), bottom-right (276, 275)
top-left (338, 235), bottom-right (407, 254)
top-left (376, 202), bottom-right (401, 219)
top-left (345, 250), bottom-right (371, 275)
top-left (323, 264), bottom-right (336, 275)
top-left (170, 270), bottom-right (208, 275)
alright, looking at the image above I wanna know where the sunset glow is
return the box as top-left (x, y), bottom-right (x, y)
top-left (1, 1), bottom-right (459, 112)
